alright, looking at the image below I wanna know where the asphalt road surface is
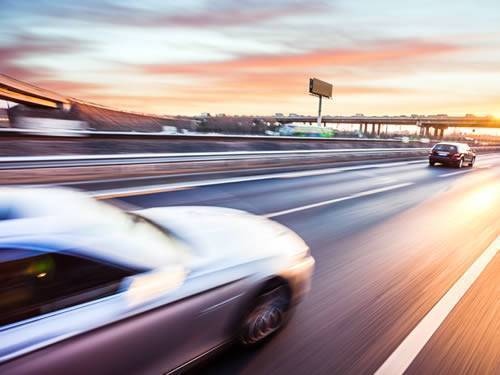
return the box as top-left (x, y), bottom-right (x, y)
top-left (106, 154), bottom-right (500, 375)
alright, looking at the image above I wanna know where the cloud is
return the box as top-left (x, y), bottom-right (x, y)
top-left (3, 0), bottom-right (490, 117)
top-left (89, 39), bottom-right (453, 113)
top-left (58, 38), bottom-right (460, 114)
top-left (77, 81), bottom-right (414, 117)
top-left (34, 80), bottom-right (105, 96)
top-left (0, 33), bottom-right (102, 99)
top-left (160, 1), bottom-right (328, 28)
top-left (3, 0), bottom-right (328, 29)
top-left (0, 34), bottom-right (87, 81)
top-left (141, 40), bottom-right (460, 76)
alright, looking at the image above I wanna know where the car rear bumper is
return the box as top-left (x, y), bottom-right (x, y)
top-left (429, 156), bottom-right (457, 165)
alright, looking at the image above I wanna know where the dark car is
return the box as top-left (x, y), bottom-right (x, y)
top-left (429, 142), bottom-right (475, 168)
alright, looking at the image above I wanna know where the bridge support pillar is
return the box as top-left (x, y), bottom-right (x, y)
top-left (371, 123), bottom-right (376, 136)
top-left (424, 127), bottom-right (430, 137)
top-left (439, 128), bottom-right (445, 138)
top-left (433, 127), bottom-right (439, 138)
top-left (376, 124), bottom-right (381, 136)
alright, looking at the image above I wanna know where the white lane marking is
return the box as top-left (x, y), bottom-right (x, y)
top-left (93, 174), bottom-right (290, 199)
top-left (351, 170), bottom-right (399, 185)
top-left (438, 165), bottom-right (490, 178)
top-left (28, 159), bottom-right (427, 189)
top-left (438, 169), bottom-right (473, 178)
top-left (0, 148), bottom-right (429, 163)
top-left (275, 160), bottom-right (426, 179)
top-left (91, 161), bottom-right (424, 199)
top-left (263, 183), bottom-right (414, 218)
top-left (375, 236), bottom-right (500, 375)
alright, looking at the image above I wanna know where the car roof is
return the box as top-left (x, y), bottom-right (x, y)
top-left (0, 188), bottom-right (179, 271)
top-left (0, 187), bottom-right (99, 220)
top-left (434, 142), bottom-right (468, 147)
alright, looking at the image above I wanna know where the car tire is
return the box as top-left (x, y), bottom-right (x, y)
top-left (429, 160), bottom-right (435, 166)
top-left (238, 284), bottom-right (290, 346)
top-left (456, 158), bottom-right (463, 168)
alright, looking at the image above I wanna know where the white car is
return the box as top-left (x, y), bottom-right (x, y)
top-left (0, 188), bottom-right (314, 374)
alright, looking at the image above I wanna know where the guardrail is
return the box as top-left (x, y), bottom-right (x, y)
top-left (0, 127), bottom-right (408, 142)
top-left (0, 148), bottom-right (432, 170)
top-left (2, 146), bottom-right (499, 170)
top-left (1, 146), bottom-right (498, 185)
top-left (0, 128), bottom-right (437, 158)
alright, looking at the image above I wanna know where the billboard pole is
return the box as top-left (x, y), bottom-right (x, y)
top-left (317, 95), bottom-right (322, 127)
top-left (309, 78), bottom-right (332, 128)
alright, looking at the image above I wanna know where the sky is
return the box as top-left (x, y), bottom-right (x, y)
top-left (1, 0), bottom-right (500, 116)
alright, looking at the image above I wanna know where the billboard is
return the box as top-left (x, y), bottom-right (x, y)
top-left (309, 78), bottom-right (332, 98)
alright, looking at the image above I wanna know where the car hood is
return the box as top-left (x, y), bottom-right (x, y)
top-left (137, 206), bottom-right (308, 270)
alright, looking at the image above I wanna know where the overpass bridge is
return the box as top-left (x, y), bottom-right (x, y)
top-left (0, 74), bottom-right (189, 132)
top-left (1, 73), bottom-right (499, 138)
top-left (0, 74), bottom-right (70, 109)
top-left (271, 115), bottom-right (500, 138)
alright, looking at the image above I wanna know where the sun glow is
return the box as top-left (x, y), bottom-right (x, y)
top-left (460, 184), bottom-right (499, 213)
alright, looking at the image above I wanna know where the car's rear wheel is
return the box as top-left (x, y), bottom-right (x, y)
top-left (456, 158), bottom-right (463, 168)
top-left (238, 284), bottom-right (290, 346)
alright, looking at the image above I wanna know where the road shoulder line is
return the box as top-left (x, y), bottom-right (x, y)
top-left (375, 235), bottom-right (500, 375)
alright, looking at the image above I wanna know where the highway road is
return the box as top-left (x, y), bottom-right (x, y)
top-left (97, 154), bottom-right (500, 374)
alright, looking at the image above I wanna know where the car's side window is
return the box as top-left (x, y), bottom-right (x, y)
top-left (0, 248), bottom-right (135, 327)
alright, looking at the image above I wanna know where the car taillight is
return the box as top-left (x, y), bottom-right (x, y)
top-left (449, 153), bottom-right (461, 159)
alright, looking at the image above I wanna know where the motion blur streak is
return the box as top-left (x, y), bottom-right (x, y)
top-left (112, 154), bottom-right (500, 374)
top-left (375, 235), bottom-right (499, 375)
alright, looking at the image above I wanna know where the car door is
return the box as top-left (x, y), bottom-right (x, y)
top-left (187, 270), bottom-right (252, 354)
top-left (0, 246), bottom-right (206, 375)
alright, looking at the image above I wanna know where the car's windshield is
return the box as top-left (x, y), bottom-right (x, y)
top-left (126, 212), bottom-right (191, 259)
top-left (0, 189), bottom-right (190, 270)
top-left (77, 199), bottom-right (192, 269)
top-left (433, 144), bottom-right (457, 152)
